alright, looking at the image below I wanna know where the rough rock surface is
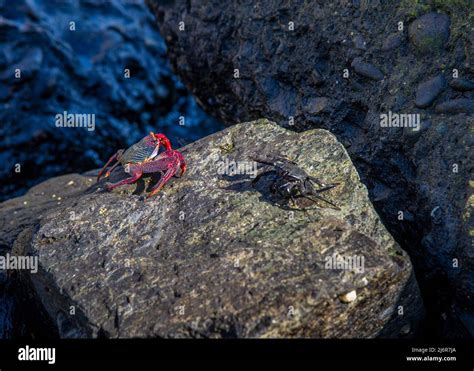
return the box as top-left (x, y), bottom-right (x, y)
top-left (0, 120), bottom-right (423, 338)
top-left (147, 0), bottom-right (474, 338)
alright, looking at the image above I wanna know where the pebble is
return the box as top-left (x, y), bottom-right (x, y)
top-left (311, 69), bottom-right (324, 86)
top-left (435, 99), bottom-right (474, 114)
top-left (304, 97), bottom-right (329, 114)
top-left (408, 12), bottom-right (450, 54)
top-left (399, 324), bottom-right (411, 336)
top-left (382, 33), bottom-right (403, 51)
top-left (435, 122), bottom-right (448, 135)
top-left (449, 78), bottom-right (474, 92)
top-left (415, 75), bottom-right (446, 108)
top-left (339, 290), bottom-right (357, 303)
top-left (352, 35), bottom-right (367, 50)
top-left (430, 206), bottom-right (443, 225)
top-left (351, 58), bottom-right (384, 80)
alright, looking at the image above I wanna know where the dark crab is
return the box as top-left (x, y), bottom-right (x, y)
top-left (97, 132), bottom-right (186, 198)
top-left (251, 155), bottom-right (340, 210)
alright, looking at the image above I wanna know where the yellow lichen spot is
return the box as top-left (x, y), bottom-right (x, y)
top-left (468, 195), bottom-right (474, 207)
top-left (219, 141), bottom-right (235, 155)
top-left (469, 180), bottom-right (474, 188)
top-left (99, 207), bottom-right (107, 215)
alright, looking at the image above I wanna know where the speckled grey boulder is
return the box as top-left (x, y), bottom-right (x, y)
top-left (1, 119), bottom-right (423, 338)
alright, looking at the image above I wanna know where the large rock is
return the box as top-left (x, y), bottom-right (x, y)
top-left (147, 0), bottom-right (474, 337)
top-left (0, 120), bottom-right (423, 338)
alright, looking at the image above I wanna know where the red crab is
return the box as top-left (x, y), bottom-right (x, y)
top-left (97, 132), bottom-right (186, 198)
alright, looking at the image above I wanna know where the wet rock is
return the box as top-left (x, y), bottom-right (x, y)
top-left (408, 12), bottom-right (450, 54)
top-left (304, 97), bottom-right (329, 114)
top-left (382, 33), bottom-right (403, 51)
top-left (399, 324), bottom-right (411, 336)
top-left (147, 0), bottom-right (473, 338)
top-left (415, 75), bottom-right (446, 108)
top-left (311, 69), bottom-right (325, 86)
top-left (435, 99), bottom-right (474, 114)
top-left (0, 47), bottom-right (43, 81)
top-left (449, 78), bottom-right (474, 92)
top-left (0, 0), bottom-right (222, 202)
top-left (351, 58), bottom-right (384, 80)
top-left (353, 35), bottom-right (367, 50)
top-left (0, 119), bottom-right (423, 338)
top-left (0, 271), bottom-right (14, 339)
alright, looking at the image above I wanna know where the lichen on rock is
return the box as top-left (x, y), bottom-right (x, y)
top-left (0, 119), bottom-right (423, 338)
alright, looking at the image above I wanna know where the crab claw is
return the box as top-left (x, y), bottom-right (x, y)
top-left (150, 132), bottom-right (172, 151)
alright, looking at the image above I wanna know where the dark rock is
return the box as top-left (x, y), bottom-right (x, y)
top-left (415, 75), bottom-right (446, 108)
top-left (408, 12), bottom-right (450, 54)
top-left (382, 33), bottom-right (403, 51)
top-left (435, 99), bottom-right (474, 114)
top-left (1, 119), bottom-right (424, 338)
top-left (311, 68), bottom-right (325, 86)
top-left (353, 35), bottom-right (368, 50)
top-left (403, 120), bottom-right (431, 146)
top-left (351, 58), bottom-right (384, 80)
top-left (304, 97), bottom-right (329, 114)
top-left (449, 78), bottom-right (474, 92)
top-left (147, 0), bottom-right (473, 338)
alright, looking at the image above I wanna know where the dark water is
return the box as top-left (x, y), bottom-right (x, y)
top-left (0, 0), bottom-right (223, 338)
top-left (0, 0), bottom-right (224, 202)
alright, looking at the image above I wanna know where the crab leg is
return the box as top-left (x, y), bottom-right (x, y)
top-left (104, 161), bottom-right (121, 178)
top-left (147, 167), bottom-right (175, 198)
top-left (304, 194), bottom-right (340, 210)
top-left (299, 182), bottom-right (340, 210)
top-left (105, 164), bottom-right (142, 190)
top-left (97, 149), bottom-right (123, 181)
top-left (308, 176), bottom-right (339, 189)
top-left (310, 183), bottom-right (339, 193)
